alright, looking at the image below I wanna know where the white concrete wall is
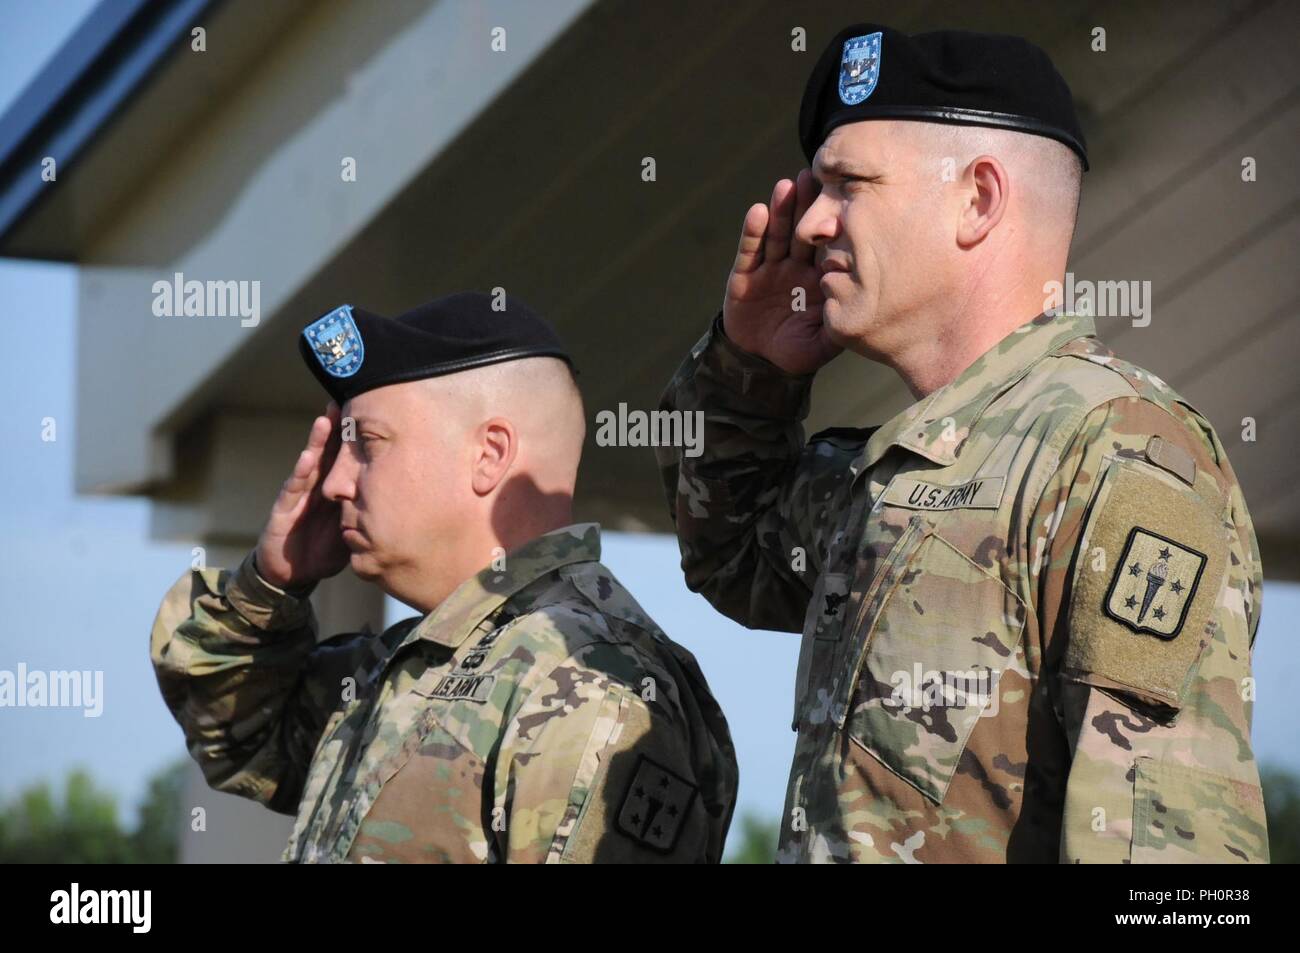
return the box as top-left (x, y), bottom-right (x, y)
top-left (76, 0), bottom-right (595, 495)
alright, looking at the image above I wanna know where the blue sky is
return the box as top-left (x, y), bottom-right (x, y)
top-left (0, 4), bottom-right (1295, 841)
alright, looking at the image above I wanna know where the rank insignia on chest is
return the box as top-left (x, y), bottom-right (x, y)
top-left (824, 592), bottom-right (846, 617)
top-left (615, 755), bottom-right (697, 853)
top-left (1104, 527), bottom-right (1206, 640)
top-left (303, 304), bottom-right (364, 378)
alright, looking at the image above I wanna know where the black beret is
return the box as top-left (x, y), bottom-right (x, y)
top-left (799, 24), bottom-right (1088, 170)
top-left (298, 292), bottom-right (573, 404)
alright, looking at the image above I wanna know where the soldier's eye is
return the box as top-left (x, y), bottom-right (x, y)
top-left (359, 434), bottom-right (386, 454)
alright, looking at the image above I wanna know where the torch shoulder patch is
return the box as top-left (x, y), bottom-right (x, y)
top-left (1103, 527), bottom-right (1207, 640)
top-left (1065, 459), bottom-right (1228, 711)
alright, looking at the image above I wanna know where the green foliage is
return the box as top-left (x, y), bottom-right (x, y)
top-left (1262, 764), bottom-right (1300, 864)
top-left (0, 759), bottom-right (187, 864)
top-left (725, 812), bottom-right (780, 864)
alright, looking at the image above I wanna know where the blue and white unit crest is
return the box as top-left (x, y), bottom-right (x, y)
top-left (839, 32), bottom-right (882, 105)
top-left (304, 304), bottom-right (364, 377)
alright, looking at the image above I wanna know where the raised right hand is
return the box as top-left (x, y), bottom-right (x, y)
top-left (254, 404), bottom-right (351, 590)
top-left (721, 168), bottom-right (844, 376)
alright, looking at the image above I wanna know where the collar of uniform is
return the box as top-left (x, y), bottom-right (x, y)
top-left (855, 310), bottom-right (1096, 472)
top-left (406, 522), bottom-right (602, 650)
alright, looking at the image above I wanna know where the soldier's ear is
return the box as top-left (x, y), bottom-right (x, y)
top-left (955, 155), bottom-right (1008, 248)
top-left (471, 417), bottom-right (517, 496)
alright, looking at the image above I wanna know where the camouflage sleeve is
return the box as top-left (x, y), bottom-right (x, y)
top-left (656, 314), bottom-right (861, 631)
top-left (150, 553), bottom-right (372, 814)
top-left (492, 647), bottom-right (728, 863)
top-left (1029, 397), bottom-right (1268, 863)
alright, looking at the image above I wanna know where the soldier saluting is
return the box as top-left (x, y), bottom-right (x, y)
top-left (657, 24), bottom-right (1267, 862)
top-left (153, 292), bottom-right (737, 863)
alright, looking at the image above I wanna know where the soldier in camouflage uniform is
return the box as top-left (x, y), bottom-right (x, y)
top-left (152, 293), bottom-right (737, 862)
top-left (656, 25), bottom-right (1267, 863)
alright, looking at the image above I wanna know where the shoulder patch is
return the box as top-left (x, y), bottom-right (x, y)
top-left (1066, 459), bottom-right (1227, 710)
top-left (615, 754), bottom-right (698, 854)
top-left (1104, 527), bottom-right (1206, 639)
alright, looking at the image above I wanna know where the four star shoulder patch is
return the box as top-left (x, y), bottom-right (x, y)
top-left (615, 755), bottom-right (697, 853)
top-left (1066, 458), bottom-right (1228, 710)
top-left (1104, 527), bottom-right (1206, 639)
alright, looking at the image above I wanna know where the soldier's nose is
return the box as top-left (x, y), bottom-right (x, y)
top-left (796, 203), bottom-right (836, 245)
top-left (321, 454), bottom-right (354, 502)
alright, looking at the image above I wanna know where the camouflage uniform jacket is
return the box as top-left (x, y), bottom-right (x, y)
top-left (658, 310), bottom-right (1267, 863)
top-left (151, 523), bottom-right (738, 862)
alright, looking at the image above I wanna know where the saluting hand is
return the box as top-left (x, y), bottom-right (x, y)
top-left (722, 168), bottom-right (843, 376)
top-left (254, 403), bottom-right (351, 590)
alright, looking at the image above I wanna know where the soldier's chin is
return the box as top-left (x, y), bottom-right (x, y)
top-left (823, 299), bottom-right (875, 351)
top-left (822, 301), bottom-right (852, 345)
top-left (349, 551), bottom-right (383, 581)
